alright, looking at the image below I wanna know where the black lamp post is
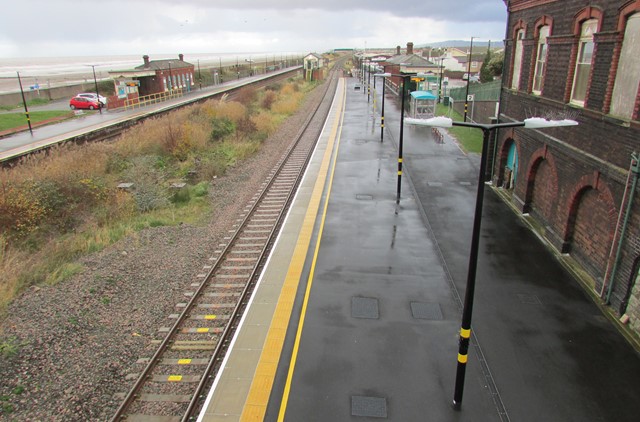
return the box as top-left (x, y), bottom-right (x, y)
top-left (16, 71), bottom-right (33, 135)
top-left (464, 37), bottom-right (475, 122)
top-left (373, 71), bottom-right (389, 142)
top-left (367, 61), bottom-right (372, 103)
top-left (438, 58), bottom-right (444, 104)
top-left (375, 73), bottom-right (411, 203)
top-left (404, 115), bottom-right (578, 410)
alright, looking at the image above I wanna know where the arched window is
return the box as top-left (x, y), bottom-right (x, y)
top-left (511, 29), bottom-right (525, 90)
top-left (610, 13), bottom-right (640, 120)
top-left (570, 19), bottom-right (598, 105)
top-left (533, 25), bottom-right (550, 95)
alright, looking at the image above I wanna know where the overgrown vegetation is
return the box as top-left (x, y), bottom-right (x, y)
top-left (0, 77), bottom-right (315, 314)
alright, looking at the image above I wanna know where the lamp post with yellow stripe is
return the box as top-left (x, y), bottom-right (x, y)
top-left (374, 72), bottom-right (430, 203)
top-left (404, 115), bottom-right (579, 409)
top-left (373, 69), bottom-right (390, 142)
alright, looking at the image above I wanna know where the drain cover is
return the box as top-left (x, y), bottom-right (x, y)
top-left (352, 297), bottom-right (379, 319)
top-left (427, 182), bottom-right (443, 187)
top-left (410, 302), bottom-right (443, 320)
top-left (351, 396), bottom-right (387, 418)
top-left (356, 194), bottom-right (374, 201)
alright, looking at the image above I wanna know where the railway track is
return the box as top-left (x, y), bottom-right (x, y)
top-left (111, 62), bottom-right (343, 422)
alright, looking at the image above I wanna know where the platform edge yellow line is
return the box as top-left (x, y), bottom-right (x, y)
top-left (239, 78), bottom-right (346, 421)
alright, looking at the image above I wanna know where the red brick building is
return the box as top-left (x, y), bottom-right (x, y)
top-left (493, 0), bottom-right (640, 335)
top-left (136, 54), bottom-right (195, 95)
top-left (109, 54), bottom-right (196, 99)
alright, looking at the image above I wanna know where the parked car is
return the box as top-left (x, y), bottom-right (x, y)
top-left (462, 73), bottom-right (480, 82)
top-left (69, 96), bottom-right (101, 110)
top-left (76, 92), bottom-right (107, 105)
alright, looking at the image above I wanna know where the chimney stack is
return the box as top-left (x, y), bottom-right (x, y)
top-left (143, 55), bottom-right (150, 67)
top-left (396, 45), bottom-right (401, 55)
top-left (179, 53), bottom-right (184, 61)
top-left (407, 42), bottom-right (414, 55)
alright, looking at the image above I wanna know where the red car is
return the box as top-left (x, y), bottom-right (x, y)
top-left (69, 96), bottom-right (101, 110)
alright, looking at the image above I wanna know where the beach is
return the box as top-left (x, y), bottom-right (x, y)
top-left (0, 52), bottom-right (301, 94)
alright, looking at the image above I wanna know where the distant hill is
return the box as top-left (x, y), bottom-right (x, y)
top-left (419, 40), bottom-right (504, 49)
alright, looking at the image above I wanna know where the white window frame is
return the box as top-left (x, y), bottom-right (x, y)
top-left (610, 13), bottom-right (640, 120)
top-left (511, 29), bottom-right (525, 90)
top-left (570, 19), bottom-right (597, 106)
top-left (532, 25), bottom-right (550, 95)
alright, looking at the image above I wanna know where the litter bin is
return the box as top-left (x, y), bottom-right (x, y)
top-left (443, 96), bottom-right (450, 106)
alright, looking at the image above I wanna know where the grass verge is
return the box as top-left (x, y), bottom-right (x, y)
top-left (435, 104), bottom-right (483, 154)
top-left (0, 110), bottom-right (74, 132)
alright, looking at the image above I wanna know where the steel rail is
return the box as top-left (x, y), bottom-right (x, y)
top-left (111, 61), bottom-right (344, 422)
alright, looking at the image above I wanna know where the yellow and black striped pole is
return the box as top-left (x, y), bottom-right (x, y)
top-left (452, 126), bottom-right (491, 409)
top-left (396, 77), bottom-right (407, 204)
top-left (380, 76), bottom-right (386, 143)
top-left (16, 72), bottom-right (33, 135)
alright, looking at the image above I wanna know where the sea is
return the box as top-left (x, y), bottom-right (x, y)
top-left (0, 52), bottom-right (302, 94)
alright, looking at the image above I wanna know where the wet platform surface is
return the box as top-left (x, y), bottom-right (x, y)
top-left (198, 76), bottom-right (640, 422)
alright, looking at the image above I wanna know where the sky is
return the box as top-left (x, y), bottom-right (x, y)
top-left (0, 0), bottom-right (508, 58)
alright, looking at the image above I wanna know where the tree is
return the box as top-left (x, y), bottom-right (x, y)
top-left (480, 49), bottom-right (493, 83)
top-left (487, 50), bottom-right (505, 78)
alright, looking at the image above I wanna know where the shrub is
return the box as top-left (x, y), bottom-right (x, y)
top-left (235, 87), bottom-right (257, 105)
top-left (210, 118), bottom-right (235, 142)
top-left (124, 156), bottom-right (170, 212)
top-left (0, 182), bottom-right (47, 237)
top-left (261, 91), bottom-right (277, 110)
top-left (206, 100), bottom-right (247, 124)
top-left (251, 111), bottom-right (276, 138)
top-left (192, 182), bottom-right (209, 197)
top-left (236, 116), bottom-right (256, 141)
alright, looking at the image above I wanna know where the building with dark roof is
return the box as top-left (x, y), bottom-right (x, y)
top-left (109, 54), bottom-right (196, 98)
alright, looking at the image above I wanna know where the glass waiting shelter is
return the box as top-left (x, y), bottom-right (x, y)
top-left (410, 90), bottom-right (437, 119)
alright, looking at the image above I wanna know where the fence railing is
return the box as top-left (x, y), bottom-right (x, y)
top-left (124, 88), bottom-right (185, 110)
top-left (448, 80), bottom-right (501, 102)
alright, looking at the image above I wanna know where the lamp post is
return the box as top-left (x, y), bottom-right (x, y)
top-left (374, 72), bottom-right (414, 203)
top-left (437, 58), bottom-right (445, 104)
top-left (86, 65), bottom-right (102, 114)
top-left (404, 116), bottom-right (578, 410)
top-left (367, 61), bottom-right (372, 103)
top-left (373, 70), bottom-right (390, 142)
top-left (16, 72), bottom-right (33, 135)
top-left (464, 37), bottom-right (474, 122)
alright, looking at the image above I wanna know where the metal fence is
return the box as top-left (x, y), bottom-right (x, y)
top-left (448, 80), bottom-right (501, 102)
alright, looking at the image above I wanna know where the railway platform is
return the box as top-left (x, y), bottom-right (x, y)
top-left (197, 76), bottom-right (640, 421)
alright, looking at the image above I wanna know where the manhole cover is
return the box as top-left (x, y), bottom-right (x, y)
top-left (410, 302), bottom-right (443, 320)
top-left (351, 396), bottom-right (387, 418)
top-left (352, 297), bottom-right (379, 319)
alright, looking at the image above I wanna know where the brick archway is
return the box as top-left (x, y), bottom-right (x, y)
top-left (523, 146), bottom-right (559, 215)
top-left (562, 173), bottom-right (617, 260)
top-left (495, 137), bottom-right (520, 189)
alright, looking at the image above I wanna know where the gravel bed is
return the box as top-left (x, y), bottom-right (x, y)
top-left (0, 83), bottom-right (328, 421)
